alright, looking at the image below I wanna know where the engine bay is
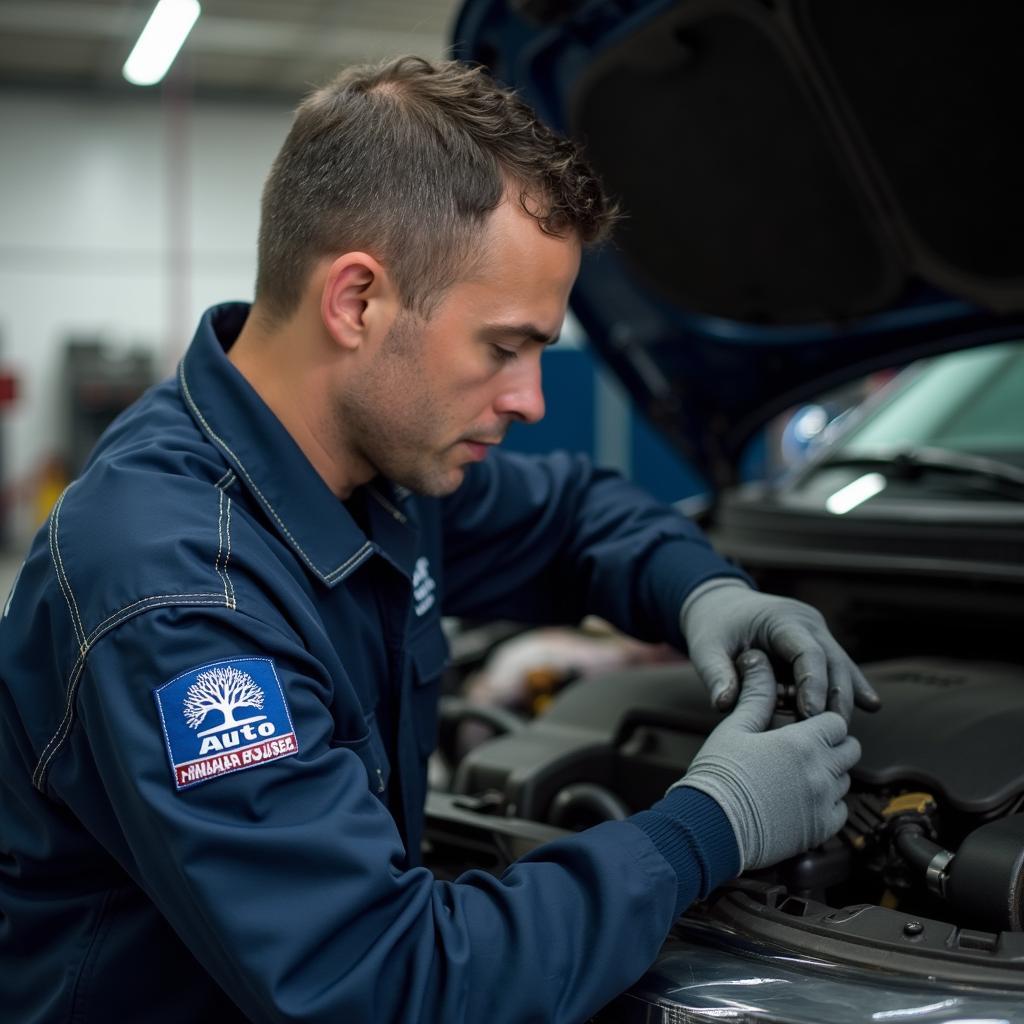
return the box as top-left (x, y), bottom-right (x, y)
top-left (433, 655), bottom-right (1024, 983)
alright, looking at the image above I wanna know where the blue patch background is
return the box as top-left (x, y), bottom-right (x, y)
top-left (153, 656), bottom-right (296, 788)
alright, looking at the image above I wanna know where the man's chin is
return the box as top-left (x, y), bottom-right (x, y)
top-left (394, 463), bottom-right (466, 498)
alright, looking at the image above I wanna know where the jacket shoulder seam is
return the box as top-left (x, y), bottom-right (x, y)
top-left (31, 592), bottom-right (230, 792)
top-left (48, 485), bottom-right (87, 653)
top-left (214, 486), bottom-right (237, 610)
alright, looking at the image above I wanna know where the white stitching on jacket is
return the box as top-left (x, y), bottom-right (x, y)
top-left (48, 488), bottom-right (86, 653)
top-left (323, 542), bottom-right (373, 582)
top-left (32, 593), bottom-right (228, 790)
top-left (180, 362), bottom-right (373, 585)
top-left (180, 364), bottom-right (327, 578)
top-left (215, 488), bottom-right (226, 602)
top-left (223, 493), bottom-right (236, 609)
top-left (368, 486), bottom-right (408, 524)
top-left (215, 488), bottom-right (236, 609)
top-left (87, 591), bottom-right (218, 640)
top-left (35, 457), bottom-right (245, 788)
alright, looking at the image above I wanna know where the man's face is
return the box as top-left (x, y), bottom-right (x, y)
top-left (339, 199), bottom-right (582, 496)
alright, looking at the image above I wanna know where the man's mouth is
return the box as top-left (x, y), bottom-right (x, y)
top-left (455, 428), bottom-right (506, 464)
top-left (461, 440), bottom-right (492, 462)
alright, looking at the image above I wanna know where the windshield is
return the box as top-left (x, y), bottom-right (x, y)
top-left (838, 341), bottom-right (1024, 467)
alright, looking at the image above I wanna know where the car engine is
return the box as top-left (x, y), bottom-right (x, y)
top-left (436, 655), bottom-right (1024, 980)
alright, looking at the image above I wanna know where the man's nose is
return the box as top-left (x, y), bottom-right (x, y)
top-left (494, 359), bottom-right (545, 425)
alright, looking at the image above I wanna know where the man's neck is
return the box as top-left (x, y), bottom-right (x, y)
top-left (228, 305), bottom-right (371, 499)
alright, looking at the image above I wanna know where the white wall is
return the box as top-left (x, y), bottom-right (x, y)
top-left (0, 88), bottom-right (294, 541)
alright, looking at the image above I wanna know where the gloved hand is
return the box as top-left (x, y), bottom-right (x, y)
top-left (673, 649), bottom-right (861, 871)
top-left (680, 579), bottom-right (881, 721)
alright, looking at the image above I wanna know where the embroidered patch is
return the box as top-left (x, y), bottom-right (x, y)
top-left (154, 657), bottom-right (298, 790)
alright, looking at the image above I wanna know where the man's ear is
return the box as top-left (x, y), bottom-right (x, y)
top-left (320, 252), bottom-right (400, 352)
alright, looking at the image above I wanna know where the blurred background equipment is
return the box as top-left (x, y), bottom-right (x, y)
top-left (0, 349), bottom-right (19, 547)
top-left (61, 338), bottom-right (155, 477)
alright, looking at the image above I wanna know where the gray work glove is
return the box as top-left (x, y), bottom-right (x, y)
top-left (680, 579), bottom-right (881, 721)
top-left (673, 649), bottom-right (861, 871)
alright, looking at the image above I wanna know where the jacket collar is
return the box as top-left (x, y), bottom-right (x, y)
top-left (178, 302), bottom-right (414, 587)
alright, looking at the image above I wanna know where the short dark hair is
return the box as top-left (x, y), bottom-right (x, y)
top-left (255, 55), bottom-right (617, 321)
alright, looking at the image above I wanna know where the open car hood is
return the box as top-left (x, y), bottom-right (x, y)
top-left (452, 0), bottom-right (1024, 488)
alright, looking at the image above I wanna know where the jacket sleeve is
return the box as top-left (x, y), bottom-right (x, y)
top-left (439, 449), bottom-right (750, 645)
top-left (64, 603), bottom-right (709, 1024)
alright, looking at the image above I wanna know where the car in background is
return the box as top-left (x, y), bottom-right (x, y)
top-left (714, 338), bottom-right (1024, 667)
top-left (424, 2), bottom-right (1024, 1020)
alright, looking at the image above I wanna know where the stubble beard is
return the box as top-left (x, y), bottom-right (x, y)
top-left (336, 314), bottom-right (463, 497)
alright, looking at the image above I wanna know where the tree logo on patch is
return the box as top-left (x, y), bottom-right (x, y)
top-left (154, 657), bottom-right (298, 790)
top-left (185, 665), bottom-right (265, 733)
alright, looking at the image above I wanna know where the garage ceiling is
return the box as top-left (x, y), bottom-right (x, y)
top-left (0, 0), bottom-right (461, 100)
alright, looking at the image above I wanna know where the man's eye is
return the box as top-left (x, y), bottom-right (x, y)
top-left (492, 345), bottom-right (519, 364)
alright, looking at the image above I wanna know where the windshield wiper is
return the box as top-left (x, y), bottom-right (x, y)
top-left (813, 445), bottom-right (1024, 499)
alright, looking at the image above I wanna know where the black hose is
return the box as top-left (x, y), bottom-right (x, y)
top-left (438, 696), bottom-right (525, 737)
top-left (547, 783), bottom-right (630, 829)
top-left (894, 824), bottom-right (946, 873)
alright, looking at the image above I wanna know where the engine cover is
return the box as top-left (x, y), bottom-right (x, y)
top-left (851, 658), bottom-right (1024, 813)
top-left (453, 657), bottom-right (1024, 821)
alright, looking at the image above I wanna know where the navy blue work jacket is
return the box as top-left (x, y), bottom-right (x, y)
top-left (0, 303), bottom-right (745, 1023)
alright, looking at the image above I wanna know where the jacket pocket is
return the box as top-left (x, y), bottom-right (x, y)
top-left (333, 710), bottom-right (390, 797)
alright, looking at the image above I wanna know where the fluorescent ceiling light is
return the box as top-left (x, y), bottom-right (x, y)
top-left (122, 0), bottom-right (201, 87)
top-left (825, 472), bottom-right (887, 515)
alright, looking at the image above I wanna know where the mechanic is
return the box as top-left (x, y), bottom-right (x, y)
top-left (0, 56), bottom-right (877, 1023)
